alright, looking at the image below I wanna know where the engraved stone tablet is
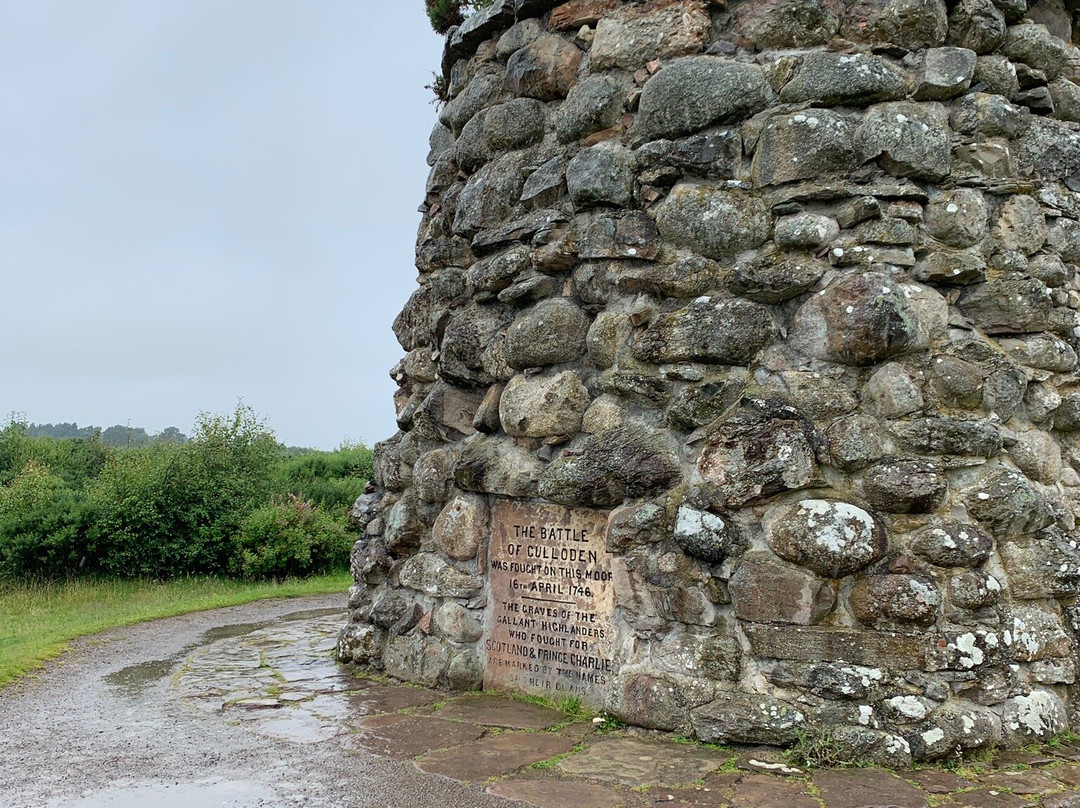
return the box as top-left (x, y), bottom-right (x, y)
top-left (484, 500), bottom-right (616, 704)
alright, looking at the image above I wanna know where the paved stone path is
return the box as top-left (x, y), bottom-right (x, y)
top-left (5, 600), bottom-right (1080, 807)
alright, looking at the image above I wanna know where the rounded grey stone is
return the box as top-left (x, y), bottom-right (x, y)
top-left (483, 97), bottom-right (546, 153)
top-left (504, 297), bottom-right (590, 369)
top-left (947, 0), bottom-right (1006, 54)
top-left (849, 574), bottom-right (941, 626)
top-left (566, 145), bottom-right (636, 209)
top-left (924, 188), bottom-right (987, 248)
top-left (912, 522), bottom-right (993, 567)
top-left (767, 499), bottom-right (887, 579)
top-left (499, 371), bottom-right (589, 438)
top-left (636, 57), bottom-right (767, 141)
top-left (654, 185), bottom-right (770, 260)
top-left (863, 460), bottom-right (948, 514)
top-left (556, 75), bottom-right (625, 143)
top-left (855, 102), bottom-right (952, 182)
top-left (751, 109), bottom-right (858, 186)
top-left (779, 51), bottom-right (908, 106)
top-left (672, 504), bottom-right (743, 564)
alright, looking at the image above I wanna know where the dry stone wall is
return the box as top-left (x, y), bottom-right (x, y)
top-left (340, 0), bottom-right (1080, 764)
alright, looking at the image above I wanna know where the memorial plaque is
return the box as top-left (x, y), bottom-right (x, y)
top-left (484, 500), bottom-right (617, 704)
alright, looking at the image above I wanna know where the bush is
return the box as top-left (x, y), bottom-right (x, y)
top-left (0, 405), bottom-right (369, 582)
top-left (87, 405), bottom-right (280, 578)
top-left (275, 444), bottom-right (372, 513)
top-left (0, 461), bottom-right (92, 578)
top-left (0, 421), bottom-right (109, 489)
top-left (233, 494), bottom-right (351, 579)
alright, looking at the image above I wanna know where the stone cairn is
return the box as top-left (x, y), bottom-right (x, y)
top-left (340, 0), bottom-right (1080, 765)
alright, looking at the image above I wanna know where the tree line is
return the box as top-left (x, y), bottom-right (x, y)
top-left (25, 422), bottom-right (189, 447)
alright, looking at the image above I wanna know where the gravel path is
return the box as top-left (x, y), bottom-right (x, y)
top-left (0, 594), bottom-right (514, 808)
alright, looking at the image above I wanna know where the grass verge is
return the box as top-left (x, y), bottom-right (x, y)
top-left (0, 571), bottom-right (351, 689)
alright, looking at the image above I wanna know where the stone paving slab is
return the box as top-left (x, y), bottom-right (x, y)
top-left (1053, 763), bottom-right (1080, 788)
top-left (244, 709), bottom-right (343, 744)
top-left (982, 770), bottom-right (1063, 795)
top-left (992, 750), bottom-right (1058, 768)
top-left (435, 694), bottom-right (565, 729)
top-left (814, 768), bottom-right (929, 808)
top-left (345, 683), bottom-right (441, 718)
top-left (352, 714), bottom-right (486, 759)
top-left (936, 789), bottom-right (1033, 808)
top-left (639, 772), bottom-right (743, 807)
top-left (1043, 792), bottom-right (1080, 808)
top-left (729, 773), bottom-right (819, 808)
top-left (487, 778), bottom-right (625, 808)
top-left (416, 732), bottom-right (577, 783)
top-left (902, 769), bottom-right (973, 794)
top-left (556, 737), bottom-right (729, 788)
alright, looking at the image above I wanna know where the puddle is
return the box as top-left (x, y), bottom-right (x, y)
top-left (57, 780), bottom-right (277, 808)
top-left (105, 609), bottom-right (344, 696)
top-left (277, 607), bottom-right (343, 623)
top-left (202, 621), bottom-right (269, 642)
top-left (103, 658), bottom-right (180, 696)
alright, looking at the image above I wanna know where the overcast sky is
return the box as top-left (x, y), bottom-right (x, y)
top-left (0, 1), bottom-right (443, 449)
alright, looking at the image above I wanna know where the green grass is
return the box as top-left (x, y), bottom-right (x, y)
top-left (0, 571), bottom-right (351, 689)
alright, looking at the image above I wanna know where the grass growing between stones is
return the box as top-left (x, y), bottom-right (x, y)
top-left (0, 571), bottom-right (350, 689)
top-left (787, 726), bottom-right (875, 770)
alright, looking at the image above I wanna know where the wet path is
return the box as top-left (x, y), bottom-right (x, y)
top-left (0, 594), bottom-right (514, 808)
top-left (5, 594), bottom-right (1080, 808)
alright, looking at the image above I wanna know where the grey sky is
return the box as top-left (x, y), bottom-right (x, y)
top-left (0, 1), bottom-right (443, 449)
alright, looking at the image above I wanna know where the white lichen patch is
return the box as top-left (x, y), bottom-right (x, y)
top-left (921, 727), bottom-right (946, 746)
top-left (954, 632), bottom-right (984, 668)
top-left (885, 695), bottom-right (927, 720)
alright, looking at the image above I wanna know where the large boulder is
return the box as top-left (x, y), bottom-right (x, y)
top-left (733, 0), bottom-right (843, 48)
top-left (729, 553), bottom-right (836, 625)
top-left (840, 0), bottom-right (948, 50)
top-left (963, 469), bottom-right (1055, 539)
top-left (912, 522), bottom-right (993, 568)
top-left (454, 435), bottom-right (546, 497)
top-left (556, 76), bottom-right (625, 143)
top-left (923, 188), bottom-right (988, 248)
top-left (855, 102), bottom-right (952, 182)
top-left (431, 494), bottom-right (489, 561)
top-left (947, 0), bottom-right (1005, 54)
top-left (779, 52), bottom-right (908, 106)
top-left (913, 47), bottom-right (976, 101)
top-left (504, 35), bottom-right (583, 100)
top-left (398, 553), bottom-right (484, 599)
top-left (566, 145), bottom-right (636, 208)
top-left (504, 297), bottom-right (590, 368)
top-left (691, 693), bottom-right (805, 745)
top-left (673, 504), bottom-right (744, 564)
top-left (849, 574), bottom-right (941, 626)
top-left (863, 460), bottom-right (948, 514)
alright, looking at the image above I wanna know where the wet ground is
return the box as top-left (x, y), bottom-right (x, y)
top-left (3, 595), bottom-right (1080, 808)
